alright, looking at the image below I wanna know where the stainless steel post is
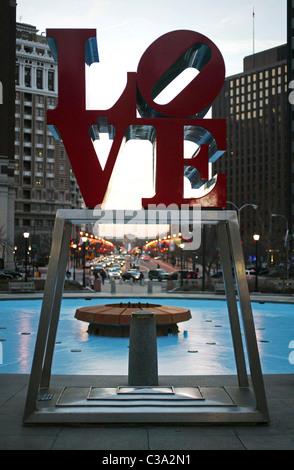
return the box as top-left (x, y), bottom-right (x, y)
top-left (216, 222), bottom-right (248, 387)
top-left (128, 311), bottom-right (158, 386)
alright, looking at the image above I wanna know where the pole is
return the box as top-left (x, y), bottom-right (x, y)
top-left (202, 225), bottom-right (206, 291)
top-left (25, 237), bottom-right (28, 282)
top-left (83, 242), bottom-right (86, 287)
top-left (73, 248), bottom-right (76, 281)
top-left (255, 240), bottom-right (258, 292)
top-left (128, 311), bottom-right (158, 386)
top-left (180, 247), bottom-right (183, 287)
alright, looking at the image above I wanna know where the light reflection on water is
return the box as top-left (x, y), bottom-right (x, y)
top-left (0, 298), bottom-right (293, 375)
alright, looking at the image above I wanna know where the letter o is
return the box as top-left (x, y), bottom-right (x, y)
top-left (136, 30), bottom-right (225, 118)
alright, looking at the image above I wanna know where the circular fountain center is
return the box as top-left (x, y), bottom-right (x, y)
top-left (75, 302), bottom-right (191, 336)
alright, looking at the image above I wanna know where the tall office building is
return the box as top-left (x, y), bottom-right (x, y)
top-left (212, 44), bottom-right (289, 263)
top-left (0, 0), bottom-right (16, 269)
top-left (14, 22), bottom-right (83, 261)
top-left (287, 0), bottom-right (294, 249)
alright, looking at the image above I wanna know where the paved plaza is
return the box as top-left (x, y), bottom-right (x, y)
top-left (0, 372), bottom-right (293, 450)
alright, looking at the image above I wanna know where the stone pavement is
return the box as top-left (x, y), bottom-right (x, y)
top-left (0, 373), bottom-right (294, 450)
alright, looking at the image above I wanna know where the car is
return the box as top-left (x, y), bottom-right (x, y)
top-left (148, 269), bottom-right (171, 281)
top-left (170, 270), bottom-right (198, 280)
top-left (0, 271), bottom-right (14, 280)
top-left (141, 255), bottom-right (150, 261)
top-left (122, 270), bottom-right (141, 281)
top-left (210, 271), bottom-right (223, 278)
top-left (111, 263), bottom-right (121, 270)
top-left (107, 268), bottom-right (121, 279)
top-left (91, 263), bottom-right (104, 272)
top-left (0, 269), bottom-right (22, 279)
top-left (245, 269), bottom-right (256, 279)
top-left (258, 268), bottom-right (269, 276)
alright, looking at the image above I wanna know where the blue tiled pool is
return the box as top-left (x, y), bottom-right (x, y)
top-left (0, 298), bottom-right (293, 375)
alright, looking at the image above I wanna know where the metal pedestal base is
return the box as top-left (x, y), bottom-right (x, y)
top-left (23, 209), bottom-right (269, 425)
top-left (26, 382), bottom-right (266, 425)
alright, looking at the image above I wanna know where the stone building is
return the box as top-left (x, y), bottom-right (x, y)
top-left (0, 0), bottom-right (16, 269)
top-left (14, 22), bottom-right (83, 263)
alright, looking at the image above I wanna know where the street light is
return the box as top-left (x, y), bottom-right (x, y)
top-left (81, 236), bottom-right (87, 287)
top-left (179, 242), bottom-right (185, 287)
top-left (13, 245), bottom-right (17, 270)
top-left (253, 233), bottom-right (260, 292)
top-left (226, 201), bottom-right (258, 227)
top-left (72, 244), bottom-right (77, 281)
top-left (23, 230), bottom-right (30, 282)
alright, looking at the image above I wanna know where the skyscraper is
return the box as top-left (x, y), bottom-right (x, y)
top-left (0, 0), bottom-right (16, 269)
top-left (212, 44), bottom-right (289, 264)
top-left (287, 0), bottom-right (294, 251)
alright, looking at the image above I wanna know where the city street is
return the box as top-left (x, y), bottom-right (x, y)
top-left (39, 255), bottom-right (184, 285)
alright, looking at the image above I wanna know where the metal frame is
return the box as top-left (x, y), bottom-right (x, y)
top-left (23, 209), bottom-right (269, 424)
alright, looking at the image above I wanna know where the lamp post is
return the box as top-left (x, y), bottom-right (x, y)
top-left (179, 243), bottom-right (185, 287)
top-left (226, 201), bottom-right (258, 228)
top-left (81, 236), bottom-right (87, 287)
top-left (13, 245), bottom-right (17, 270)
top-left (72, 244), bottom-right (77, 281)
top-left (253, 233), bottom-right (260, 292)
top-left (23, 231), bottom-right (30, 282)
top-left (271, 213), bottom-right (289, 280)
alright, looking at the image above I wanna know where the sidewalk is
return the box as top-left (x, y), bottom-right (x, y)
top-left (1, 280), bottom-right (294, 303)
top-left (0, 373), bottom-right (293, 450)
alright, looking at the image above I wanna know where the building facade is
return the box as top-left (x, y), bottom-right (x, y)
top-left (0, 0), bottom-right (16, 269)
top-left (14, 22), bottom-right (83, 262)
top-left (288, 0), bottom-right (294, 249)
top-left (212, 44), bottom-right (290, 264)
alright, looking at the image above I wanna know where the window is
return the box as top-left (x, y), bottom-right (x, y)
top-left (25, 67), bottom-right (31, 87)
top-left (24, 105), bottom-right (32, 115)
top-left (36, 69), bottom-right (43, 89)
top-left (48, 70), bottom-right (55, 91)
top-left (23, 161), bottom-right (31, 171)
top-left (35, 162), bottom-right (43, 172)
top-left (46, 190), bottom-right (54, 201)
top-left (36, 107), bottom-right (44, 117)
top-left (48, 96), bottom-right (56, 106)
top-left (47, 136), bottom-right (54, 146)
top-left (46, 178), bottom-right (54, 188)
top-left (23, 190), bottom-right (31, 199)
top-left (23, 133), bottom-right (32, 143)
top-left (46, 162), bottom-right (54, 173)
top-left (15, 64), bottom-right (20, 85)
top-left (36, 134), bottom-right (43, 144)
top-left (36, 94), bottom-right (44, 104)
top-left (35, 121), bottom-right (43, 131)
top-left (23, 176), bottom-right (31, 185)
top-left (24, 148), bottom-right (31, 157)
